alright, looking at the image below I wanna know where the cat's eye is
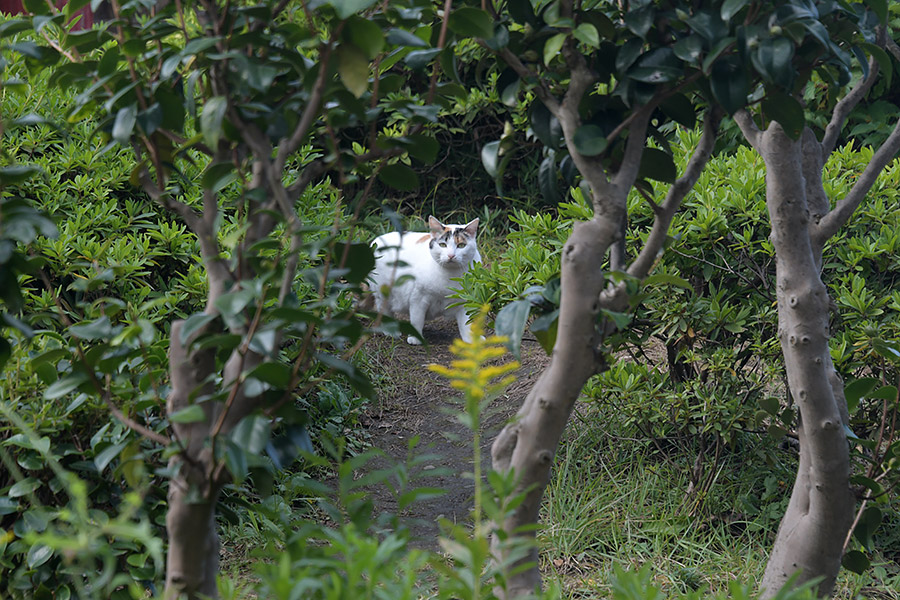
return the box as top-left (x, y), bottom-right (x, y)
top-left (457, 243), bottom-right (467, 248)
top-left (439, 242), bottom-right (447, 247)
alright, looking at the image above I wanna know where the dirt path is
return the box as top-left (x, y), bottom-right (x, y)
top-left (362, 318), bottom-right (549, 548)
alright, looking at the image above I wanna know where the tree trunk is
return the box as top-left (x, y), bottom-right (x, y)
top-left (755, 124), bottom-right (853, 598)
top-left (491, 217), bottom-right (619, 597)
top-left (164, 320), bottom-right (222, 599)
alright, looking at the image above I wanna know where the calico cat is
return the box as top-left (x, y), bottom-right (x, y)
top-left (370, 216), bottom-right (480, 345)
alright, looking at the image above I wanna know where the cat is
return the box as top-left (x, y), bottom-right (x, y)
top-left (369, 216), bottom-right (480, 345)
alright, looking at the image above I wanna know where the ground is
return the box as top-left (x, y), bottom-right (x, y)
top-left (362, 317), bottom-right (550, 548)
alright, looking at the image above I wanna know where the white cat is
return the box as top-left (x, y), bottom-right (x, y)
top-left (370, 216), bottom-right (480, 345)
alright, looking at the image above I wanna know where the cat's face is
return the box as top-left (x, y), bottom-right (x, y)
top-left (427, 216), bottom-right (479, 267)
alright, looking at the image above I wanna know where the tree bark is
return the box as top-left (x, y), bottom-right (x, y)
top-left (491, 217), bottom-right (619, 597)
top-left (748, 123), bottom-right (854, 598)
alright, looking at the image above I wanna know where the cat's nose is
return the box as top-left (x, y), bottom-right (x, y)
top-left (447, 253), bottom-right (455, 260)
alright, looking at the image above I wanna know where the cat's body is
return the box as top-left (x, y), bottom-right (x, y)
top-left (370, 216), bottom-right (480, 345)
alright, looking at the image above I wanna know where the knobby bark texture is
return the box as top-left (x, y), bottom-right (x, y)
top-left (736, 98), bottom-right (900, 596)
top-left (490, 105), bottom-right (723, 598)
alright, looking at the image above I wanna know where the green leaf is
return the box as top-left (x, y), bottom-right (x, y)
top-left (200, 162), bottom-right (237, 193)
top-left (660, 93), bottom-right (696, 129)
top-left (624, 5), bottom-right (655, 39)
top-left (230, 415), bottom-right (271, 455)
top-left (863, 0), bottom-right (887, 24)
top-left (345, 16), bottom-right (384, 59)
top-left (721, 0), bottom-right (750, 22)
top-left (870, 385), bottom-right (898, 401)
top-left (872, 339), bottom-right (900, 363)
top-left (333, 242), bottom-right (375, 284)
top-left (448, 7), bottom-right (494, 39)
top-left (0, 165), bottom-right (40, 186)
top-left (248, 362), bottom-right (292, 389)
top-left (538, 153), bottom-right (560, 204)
top-left (405, 134), bottom-right (440, 164)
top-left (761, 91), bottom-right (804, 140)
top-left (378, 164), bottom-right (419, 191)
top-left (710, 56), bottom-right (749, 114)
top-left (530, 310), bottom-right (559, 354)
top-left (643, 273), bottom-right (692, 291)
top-left (27, 544), bottom-right (52, 569)
top-left (386, 29), bottom-right (428, 48)
top-left (638, 148), bottom-right (676, 183)
top-left (616, 38), bottom-right (644, 73)
top-left (94, 442), bottom-right (126, 473)
top-left (224, 440), bottom-right (249, 483)
top-left (844, 377), bottom-right (878, 414)
top-left (673, 35), bottom-right (703, 64)
top-left (701, 36), bottom-right (735, 73)
top-left (481, 140), bottom-right (501, 178)
top-left (543, 33), bottom-right (566, 66)
top-left (842, 550), bottom-right (870, 575)
top-left (180, 313), bottom-right (216, 344)
top-left (495, 299), bottom-right (530, 359)
top-left (752, 36), bottom-right (795, 88)
top-left (337, 43), bottom-right (369, 98)
top-left (328, 0), bottom-right (378, 20)
top-left (200, 96), bottom-right (228, 149)
top-left (573, 125), bottom-right (608, 157)
top-left (169, 405), bottom-right (207, 424)
top-left (573, 23), bottom-right (600, 48)
top-left (853, 506), bottom-right (882, 550)
top-left (530, 100), bottom-right (559, 149)
top-left (404, 49), bottom-right (441, 70)
top-left (214, 289), bottom-right (255, 318)
top-left (44, 373), bottom-right (89, 400)
top-left (9, 477), bottom-right (41, 498)
top-left (758, 397), bottom-right (780, 416)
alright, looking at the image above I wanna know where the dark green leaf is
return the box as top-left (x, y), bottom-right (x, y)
top-left (853, 506), bottom-right (882, 550)
top-left (507, 0), bottom-right (537, 26)
top-left (573, 125), bottom-right (608, 156)
top-left (687, 10), bottom-right (727, 42)
top-left (638, 148), bottom-right (676, 183)
top-left (495, 299), bottom-right (530, 359)
top-left (864, 0), bottom-right (887, 24)
top-left (0, 165), bottom-right (40, 186)
top-left (842, 550), bottom-right (870, 575)
top-left (201, 162), bottom-right (237, 193)
top-left (180, 313), bottom-right (216, 344)
top-left (27, 544), bottom-right (52, 569)
top-left (761, 90), bottom-right (804, 140)
top-left (630, 47), bottom-right (683, 83)
top-left (660, 93), bottom-right (696, 128)
top-left (9, 477), bottom-right (41, 497)
top-left (378, 164), bottom-right (419, 191)
top-left (333, 242), bottom-right (375, 283)
top-left (386, 29), bottom-right (428, 48)
top-left (448, 7), bottom-right (494, 39)
top-left (94, 442), bottom-right (127, 473)
top-left (710, 56), bottom-right (749, 114)
top-left (624, 5), bottom-right (655, 39)
top-left (404, 48), bottom-right (441, 70)
top-left (673, 35), bottom-right (703, 64)
top-left (872, 339), bottom-right (900, 363)
top-left (701, 36), bottom-right (735, 73)
top-left (616, 38), bottom-right (644, 74)
top-left (752, 37), bottom-right (795, 88)
top-left (721, 0), bottom-right (750, 22)
top-left (538, 153), bottom-right (560, 204)
top-left (345, 16), bottom-right (385, 59)
top-left (328, 0), bottom-right (378, 20)
top-left (248, 362), bottom-right (293, 389)
top-left (530, 100), bottom-right (559, 149)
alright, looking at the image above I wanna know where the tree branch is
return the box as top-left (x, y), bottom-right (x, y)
top-left (494, 46), bottom-right (560, 114)
top-left (813, 116), bottom-right (900, 244)
top-left (822, 53), bottom-right (880, 156)
top-left (610, 105), bottom-right (652, 192)
top-left (627, 107), bottom-right (723, 281)
top-left (734, 109), bottom-right (762, 151)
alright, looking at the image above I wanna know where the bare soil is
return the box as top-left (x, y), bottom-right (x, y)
top-left (361, 318), bottom-right (550, 549)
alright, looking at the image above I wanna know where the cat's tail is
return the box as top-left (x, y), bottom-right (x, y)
top-left (355, 282), bottom-right (377, 312)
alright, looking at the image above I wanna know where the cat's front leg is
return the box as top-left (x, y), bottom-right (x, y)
top-left (455, 308), bottom-right (473, 343)
top-left (407, 302), bottom-right (427, 345)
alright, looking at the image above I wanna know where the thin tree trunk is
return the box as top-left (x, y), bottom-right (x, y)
top-left (492, 217), bottom-right (619, 597)
top-left (752, 124), bottom-right (853, 598)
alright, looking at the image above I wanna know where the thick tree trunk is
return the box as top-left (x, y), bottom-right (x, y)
top-left (755, 125), bottom-right (853, 598)
top-left (492, 217), bottom-right (619, 597)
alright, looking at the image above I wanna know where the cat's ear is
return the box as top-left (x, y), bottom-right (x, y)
top-left (428, 216), bottom-right (445, 235)
top-left (463, 218), bottom-right (479, 237)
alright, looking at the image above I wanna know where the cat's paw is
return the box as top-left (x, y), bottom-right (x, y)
top-left (406, 335), bottom-right (422, 345)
